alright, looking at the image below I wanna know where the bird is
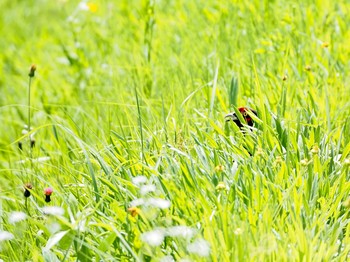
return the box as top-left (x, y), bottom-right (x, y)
top-left (225, 107), bottom-right (257, 130)
top-left (225, 107), bottom-right (258, 157)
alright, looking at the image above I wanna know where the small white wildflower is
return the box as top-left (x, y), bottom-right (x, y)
top-left (160, 256), bottom-right (175, 262)
top-left (78, 2), bottom-right (89, 10)
top-left (234, 228), bottom-right (243, 235)
top-left (140, 184), bottom-right (156, 195)
top-left (166, 226), bottom-right (195, 239)
top-left (141, 229), bottom-right (165, 246)
top-left (42, 206), bottom-right (64, 216)
top-left (9, 211), bottom-right (27, 224)
top-left (187, 239), bottom-right (210, 257)
top-left (48, 223), bottom-right (61, 234)
top-left (0, 231), bottom-right (14, 242)
top-left (17, 156), bottom-right (51, 165)
top-left (300, 159), bottom-right (310, 166)
top-left (132, 176), bottom-right (148, 185)
top-left (130, 198), bottom-right (145, 207)
top-left (147, 198), bottom-right (171, 209)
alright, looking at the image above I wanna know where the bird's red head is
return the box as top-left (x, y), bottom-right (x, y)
top-left (225, 107), bottom-right (257, 129)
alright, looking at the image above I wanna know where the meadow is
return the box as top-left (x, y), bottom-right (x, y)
top-left (0, 0), bottom-right (350, 261)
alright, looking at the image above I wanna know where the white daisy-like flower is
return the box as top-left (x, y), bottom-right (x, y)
top-left (166, 226), bottom-right (195, 239)
top-left (0, 231), bottom-right (14, 242)
top-left (42, 206), bottom-right (64, 216)
top-left (132, 176), bottom-right (148, 185)
top-left (9, 211), bottom-right (27, 224)
top-left (130, 198), bottom-right (145, 207)
top-left (187, 239), bottom-right (211, 257)
top-left (141, 229), bottom-right (165, 246)
top-left (140, 184), bottom-right (156, 195)
top-left (147, 198), bottom-right (171, 209)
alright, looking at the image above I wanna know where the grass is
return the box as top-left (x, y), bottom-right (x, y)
top-left (0, 0), bottom-right (350, 261)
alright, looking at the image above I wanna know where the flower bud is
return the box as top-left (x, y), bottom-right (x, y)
top-left (44, 187), bottom-right (53, 203)
top-left (24, 183), bottom-right (33, 198)
top-left (28, 64), bottom-right (37, 77)
top-left (215, 165), bottom-right (225, 172)
top-left (304, 65), bottom-right (311, 71)
top-left (30, 138), bottom-right (36, 148)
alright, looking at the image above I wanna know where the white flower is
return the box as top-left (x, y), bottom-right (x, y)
top-left (0, 231), bottom-right (14, 242)
top-left (147, 198), bottom-right (171, 209)
top-left (160, 256), bottom-right (175, 262)
top-left (42, 206), bottom-right (64, 216)
top-left (132, 176), bottom-right (148, 185)
top-left (140, 184), bottom-right (156, 195)
top-left (48, 223), bottom-right (61, 234)
top-left (130, 198), bottom-right (145, 207)
top-left (141, 229), bottom-right (165, 246)
top-left (166, 226), bottom-right (195, 239)
top-left (9, 211), bottom-right (27, 224)
top-left (187, 239), bottom-right (210, 257)
top-left (234, 228), bottom-right (243, 235)
top-left (78, 2), bottom-right (89, 11)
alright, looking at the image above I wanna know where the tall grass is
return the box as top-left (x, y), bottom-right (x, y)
top-left (0, 0), bottom-right (350, 261)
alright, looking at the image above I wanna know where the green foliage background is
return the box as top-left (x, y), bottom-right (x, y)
top-left (0, 0), bottom-right (350, 261)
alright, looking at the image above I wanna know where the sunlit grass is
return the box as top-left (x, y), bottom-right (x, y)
top-left (0, 0), bottom-right (350, 261)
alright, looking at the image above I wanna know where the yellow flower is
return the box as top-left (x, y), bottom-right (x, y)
top-left (344, 158), bottom-right (350, 166)
top-left (275, 156), bottom-right (283, 165)
top-left (311, 145), bottom-right (319, 155)
top-left (321, 42), bottom-right (329, 48)
top-left (216, 181), bottom-right (226, 191)
top-left (215, 165), bottom-right (225, 172)
top-left (343, 197), bottom-right (350, 208)
top-left (300, 159), bottom-right (310, 166)
top-left (255, 147), bottom-right (264, 157)
top-left (304, 65), bottom-right (311, 71)
top-left (87, 3), bottom-right (97, 12)
top-left (127, 207), bottom-right (141, 217)
top-left (282, 75), bottom-right (288, 81)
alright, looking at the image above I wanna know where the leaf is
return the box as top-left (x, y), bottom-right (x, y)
top-left (43, 230), bottom-right (70, 252)
top-left (228, 76), bottom-right (239, 107)
top-left (98, 232), bottom-right (117, 252)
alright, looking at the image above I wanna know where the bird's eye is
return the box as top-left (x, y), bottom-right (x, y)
top-left (243, 112), bottom-right (247, 117)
